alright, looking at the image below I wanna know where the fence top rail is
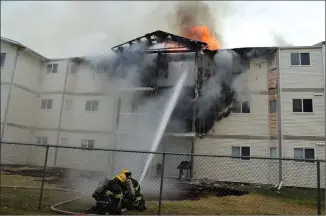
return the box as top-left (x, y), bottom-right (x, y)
top-left (1, 141), bottom-right (325, 162)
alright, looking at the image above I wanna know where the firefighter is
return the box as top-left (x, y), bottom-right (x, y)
top-left (91, 170), bottom-right (128, 215)
top-left (121, 170), bottom-right (146, 211)
top-left (90, 169), bottom-right (145, 215)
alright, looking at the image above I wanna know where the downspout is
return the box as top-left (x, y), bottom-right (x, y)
top-left (276, 48), bottom-right (283, 188)
top-left (53, 60), bottom-right (70, 167)
top-left (322, 43), bottom-right (325, 208)
top-left (190, 51), bottom-right (198, 180)
top-left (1, 47), bottom-right (27, 141)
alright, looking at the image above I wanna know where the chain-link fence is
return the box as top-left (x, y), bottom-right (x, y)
top-left (0, 141), bottom-right (325, 215)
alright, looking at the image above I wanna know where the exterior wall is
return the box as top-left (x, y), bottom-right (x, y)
top-left (209, 56), bottom-right (269, 137)
top-left (1, 38), bottom-right (325, 189)
top-left (0, 40), bottom-right (18, 83)
top-left (1, 86), bottom-right (10, 122)
top-left (14, 52), bottom-right (43, 91)
top-left (279, 48), bottom-right (324, 89)
top-left (281, 92), bottom-right (324, 137)
top-left (6, 87), bottom-right (38, 127)
top-left (40, 60), bottom-right (68, 92)
top-left (212, 94), bottom-right (269, 136)
top-left (194, 137), bottom-right (325, 188)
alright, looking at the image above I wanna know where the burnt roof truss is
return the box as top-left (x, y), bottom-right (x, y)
top-left (111, 30), bottom-right (208, 54)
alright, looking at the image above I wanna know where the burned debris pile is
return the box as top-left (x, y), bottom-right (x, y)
top-left (169, 180), bottom-right (249, 201)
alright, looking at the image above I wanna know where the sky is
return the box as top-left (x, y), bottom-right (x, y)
top-left (1, 1), bottom-right (325, 58)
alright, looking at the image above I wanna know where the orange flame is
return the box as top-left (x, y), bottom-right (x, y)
top-left (182, 26), bottom-right (221, 50)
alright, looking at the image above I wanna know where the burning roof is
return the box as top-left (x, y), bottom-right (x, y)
top-left (111, 30), bottom-right (208, 54)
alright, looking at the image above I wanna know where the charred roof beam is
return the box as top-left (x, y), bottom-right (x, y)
top-left (111, 30), bottom-right (208, 54)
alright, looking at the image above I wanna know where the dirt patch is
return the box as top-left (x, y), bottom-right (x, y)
top-left (171, 181), bottom-right (249, 201)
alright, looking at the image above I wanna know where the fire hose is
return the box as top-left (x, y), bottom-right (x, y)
top-left (1, 185), bottom-right (85, 215)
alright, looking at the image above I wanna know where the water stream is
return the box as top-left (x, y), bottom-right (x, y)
top-left (139, 69), bottom-right (189, 184)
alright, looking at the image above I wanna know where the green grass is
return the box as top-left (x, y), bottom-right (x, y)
top-left (0, 173), bottom-right (324, 215)
top-left (237, 184), bottom-right (325, 208)
top-left (0, 188), bottom-right (78, 215)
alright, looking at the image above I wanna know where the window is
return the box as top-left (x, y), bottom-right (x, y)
top-left (36, 136), bottom-right (48, 145)
top-left (270, 100), bottom-right (276, 113)
top-left (270, 147), bottom-right (277, 158)
top-left (85, 100), bottom-right (99, 112)
top-left (294, 148), bottom-right (315, 163)
top-left (41, 99), bottom-right (53, 110)
top-left (290, 53), bottom-right (310, 66)
top-left (241, 59), bottom-right (250, 70)
top-left (81, 139), bottom-right (95, 149)
top-left (46, 64), bottom-right (58, 73)
top-left (231, 146), bottom-right (250, 160)
top-left (61, 138), bottom-right (68, 145)
top-left (232, 100), bottom-right (250, 113)
top-left (1, 53), bottom-right (6, 67)
top-left (70, 63), bottom-right (77, 74)
top-left (292, 99), bottom-right (313, 113)
top-left (64, 100), bottom-right (72, 110)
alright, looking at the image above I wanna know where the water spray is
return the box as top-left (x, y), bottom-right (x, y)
top-left (139, 68), bottom-right (189, 184)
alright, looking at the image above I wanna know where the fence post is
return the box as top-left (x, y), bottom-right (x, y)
top-left (38, 145), bottom-right (50, 210)
top-left (316, 160), bottom-right (321, 215)
top-left (158, 152), bottom-right (166, 215)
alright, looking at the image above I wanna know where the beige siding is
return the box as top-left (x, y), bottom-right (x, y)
top-left (281, 92), bottom-right (324, 136)
top-left (36, 94), bottom-right (61, 128)
top-left (6, 87), bottom-right (38, 127)
top-left (1, 86), bottom-right (10, 122)
top-left (193, 138), bottom-right (325, 188)
top-left (0, 41), bottom-right (18, 83)
top-left (14, 52), bottom-right (43, 91)
top-left (193, 138), bottom-right (275, 185)
top-left (40, 60), bottom-right (68, 92)
top-left (279, 48), bottom-right (324, 89)
top-left (212, 94), bottom-right (269, 136)
top-left (60, 96), bottom-right (115, 132)
top-left (248, 58), bottom-right (268, 91)
top-left (1, 126), bottom-right (32, 165)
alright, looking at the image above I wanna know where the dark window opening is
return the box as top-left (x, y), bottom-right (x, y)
top-left (303, 99), bottom-right (313, 112)
top-left (292, 99), bottom-right (313, 113)
top-left (1, 53), bottom-right (6, 67)
top-left (290, 53), bottom-right (300, 65)
top-left (290, 53), bottom-right (310, 66)
top-left (292, 99), bottom-right (302, 112)
top-left (270, 100), bottom-right (276, 113)
top-left (232, 101), bottom-right (241, 113)
top-left (300, 53), bottom-right (310, 65)
top-left (242, 101), bottom-right (250, 113)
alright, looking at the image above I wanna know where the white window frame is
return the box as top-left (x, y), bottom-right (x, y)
top-left (36, 136), bottom-right (48, 145)
top-left (269, 147), bottom-right (278, 158)
top-left (1, 53), bottom-right (6, 68)
top-left (85, 100), bottom-right (99, 112)
top-left (293, 147), bottom-right (315, 163)
top-left (292, 98), bottom-right (314, 113)
top-left (40, 99), bottom-right (53, 110)
top-left (232, 100), bottom-right (251, 114)
top-left (81, 139), bottom-right (95, 149)
top-left (290, 52), bottom-right (311, 66)
top-left (231, 146), bottom-right (251, 160)
top-left (64, 99), bottom-right (73, 111)
top-left (46, 63), bottom-right (59, 73)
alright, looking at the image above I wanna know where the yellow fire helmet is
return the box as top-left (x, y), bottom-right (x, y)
top-left (114, 169), bottom-right (130, 183)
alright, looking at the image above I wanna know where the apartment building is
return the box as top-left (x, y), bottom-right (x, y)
top-left (1, 36), bottom-right (325, 187)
